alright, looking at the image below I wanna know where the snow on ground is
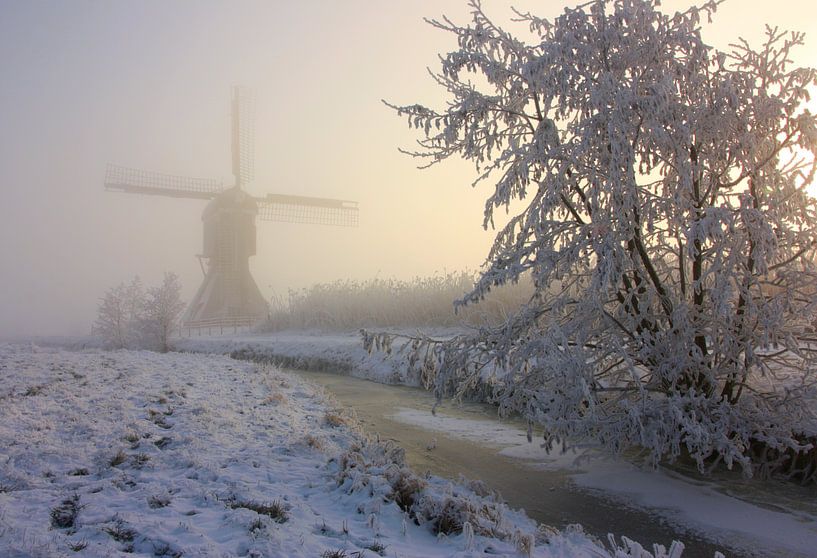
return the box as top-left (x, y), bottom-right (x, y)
top-left (173, 331), bottom-right (817, 557)
top-left (174, 329), bottom-right (456, 386)
top-left (0, 343), bottom-right (661, 558)
top-left (389, 408), bottom-right (817, 558)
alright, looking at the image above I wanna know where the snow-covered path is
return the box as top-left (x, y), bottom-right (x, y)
top-left (0, 344), bottom-right (633, 557)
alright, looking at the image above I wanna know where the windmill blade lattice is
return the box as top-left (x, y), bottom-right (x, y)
top-left (105, 163), bottom-right (224, 199)
top-left (255, 194), bottom-right (359, 227)
top-left (232, 87), bottom-right (255, 188)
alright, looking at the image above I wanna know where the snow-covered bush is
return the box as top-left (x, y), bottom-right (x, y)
top-left (93, 277), bottom-right (145, 349)
top-left (387, 0), bottom-right (817, 479)
top-left (138, 272), bottom-right (185, 353)
top-left (94, 273), bottom-right (184, 352)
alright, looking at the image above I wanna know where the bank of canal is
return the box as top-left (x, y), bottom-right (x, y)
top-left (291, 368), bottom-right (744, 558)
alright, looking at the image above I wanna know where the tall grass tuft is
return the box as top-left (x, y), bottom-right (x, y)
top-left (258, 271), bottom-right (533, 332)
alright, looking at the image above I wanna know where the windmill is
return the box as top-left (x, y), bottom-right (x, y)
top-left (105, 87), bottom-right (359, 328)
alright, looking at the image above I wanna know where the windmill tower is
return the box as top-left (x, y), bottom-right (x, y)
top-left (105, 87), bottom-right (358, 328)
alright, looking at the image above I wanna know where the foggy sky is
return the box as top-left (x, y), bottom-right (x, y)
top-left (1, 0), bottom-right (815, 337)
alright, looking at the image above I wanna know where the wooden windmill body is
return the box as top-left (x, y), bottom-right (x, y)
top-left (106, 87), bottom-right (358, 328)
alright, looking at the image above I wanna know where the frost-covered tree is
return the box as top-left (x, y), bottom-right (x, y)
top-left (94, 283), bottom-right (130, 349)
top-left (387, 0), bottom-right (817, 478)
top-left (94, 277), bottom-right (145, 349)
top-left (95, 274), bottom-right (183, 352)
top-left (139, 272), bottom-right (185, 353)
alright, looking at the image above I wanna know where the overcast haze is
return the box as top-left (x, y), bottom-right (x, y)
top-left (1, 0), bottom-right (815, 337)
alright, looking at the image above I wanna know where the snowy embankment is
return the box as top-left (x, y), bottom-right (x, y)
top-left (174, 329), bottom-right (453, 386)
top-left (0, 343), bottom-right (665, 558)
top-left (174, 331), bottom-right (817, 557)
top-left (391, 408), bottom-right (817, 558)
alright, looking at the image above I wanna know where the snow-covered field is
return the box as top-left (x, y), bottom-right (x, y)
top-left (0, 343), bottom-right (666, 558)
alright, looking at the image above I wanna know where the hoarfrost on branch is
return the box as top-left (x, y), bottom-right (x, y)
top-left (384, 0), bottom-right (817, 479)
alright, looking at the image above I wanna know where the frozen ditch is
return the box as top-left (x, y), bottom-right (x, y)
top-left (291, 368), bottom-right (817, 558)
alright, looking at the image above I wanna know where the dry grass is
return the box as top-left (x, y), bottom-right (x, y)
top-left (261, 392), bottom-right (287, 406)
top-left (50, 495), bottom-right (80, 529)
top-left (386, 469), bottom-right (427, 512)
top-left (323, 411), bottom-right (348, 428)
top-left (24, 385), bottom-right (45, 396)
top-left (109, 450), bottom-right (127, 467)
top-left (147, 494), bottom-right (171, 509)
top-left (104, 519), bottom-right (136, 543)
top-left (304, 434), bottom-right (324, 450)
top-left (228, 498), bottom-right (289, 523)
top-left (366, 540), bottom-right (388, 556)
top-left (131, 453), bottom-right (150, 469)
top-left (68, 540), bottom-right (88, 552)
top-left (153, 436), bottom-right (172, 449)
top-left (257, 271), bottom-right (533, 332)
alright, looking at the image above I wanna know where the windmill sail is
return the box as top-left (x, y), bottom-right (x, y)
top-left (231, 86), bottom-right (255, 189)
top-left (105, 164), bottom-right (224, 200)
top-left (255, 194), bottom-right (359, 226)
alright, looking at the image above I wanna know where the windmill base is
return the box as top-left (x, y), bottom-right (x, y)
top-left (183, 266), bottom-right (268, 328)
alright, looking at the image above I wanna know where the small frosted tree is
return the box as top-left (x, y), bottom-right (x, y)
top-left (94, 277), bottom-right (145, 349)
top-left (387, 0), bottom-right (817, 478)
top-left (140, 272), bottom-right (185, 353)
top-left (94, 283), bottom-right (130, 349)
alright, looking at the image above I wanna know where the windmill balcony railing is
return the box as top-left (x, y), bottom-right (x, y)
top-left (179, 315), bottom-right (263, 337)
